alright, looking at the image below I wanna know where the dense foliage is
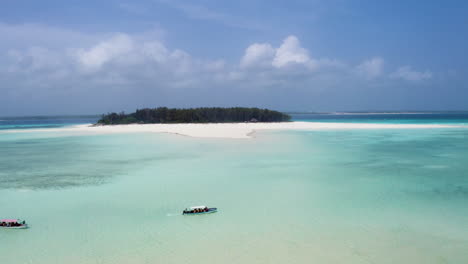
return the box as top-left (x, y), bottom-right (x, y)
top-left (97, 107), bottom-right (291, 124)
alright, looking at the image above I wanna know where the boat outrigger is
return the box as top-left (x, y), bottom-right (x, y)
top-left (183, 206), bottom-right (217, 215)
top-left (0, 219), bottom-right (28, 229)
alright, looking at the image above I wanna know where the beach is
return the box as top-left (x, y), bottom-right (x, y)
top-left (1, 121), bottom-right (465, 139)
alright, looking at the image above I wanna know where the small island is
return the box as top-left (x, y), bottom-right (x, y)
top-left (97, 107), bottom-right (291, 125)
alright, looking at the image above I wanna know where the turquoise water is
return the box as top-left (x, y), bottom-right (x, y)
top-left (0, 116), bottom-right (99, 130)
top-left (1, 118), bottom-right (468, 263)
top-left (292, 112), bottom-right (468, 124)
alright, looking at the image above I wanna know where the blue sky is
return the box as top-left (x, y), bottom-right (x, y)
top-left (1, 0), bottom-right (467, 115)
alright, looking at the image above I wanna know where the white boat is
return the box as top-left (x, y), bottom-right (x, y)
top-left (183, 205), bottom-right (218, 215)
top-left (0, 219), bottom-right (28, 229)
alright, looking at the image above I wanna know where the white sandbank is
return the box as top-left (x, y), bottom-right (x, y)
top-left (1, 122), bottom-right (466, 139)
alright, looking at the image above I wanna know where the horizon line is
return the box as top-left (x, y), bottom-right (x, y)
top-left (3, 110), bottom-right (468, 118)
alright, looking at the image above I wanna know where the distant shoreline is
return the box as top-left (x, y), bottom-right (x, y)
top-left (97, 107), bottom-right (291, 125)
top-left (288, 111), bottom-right (468, 115)
top-left (2, 111), bottom-right (468, 119)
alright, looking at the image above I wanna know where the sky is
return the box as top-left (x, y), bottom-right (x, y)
top-left (1, 0), bottom-right (467, 115)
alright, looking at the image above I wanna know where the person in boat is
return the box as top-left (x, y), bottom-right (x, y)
top-left (1, 220), bottom-right (24, 227)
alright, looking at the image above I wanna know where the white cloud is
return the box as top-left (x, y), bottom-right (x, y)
top-left (0, 29), bottom-right (228, 94)
top-left (391, 66), bottom-right (432, 81)
top-left (355, 57), bottom-right (384, 79)
top-left (0, 23), bottom-right (437, 115)
top-left (241, 35), bottom-right (323, 71)
top-left (272, 35), bottom-right (311, 68)
top-left (76, 34), bottom-right (134, 70)
top-left (240, 43), bottom-right (275, 68)
top-left (1, 27), bottom-right (432, 91)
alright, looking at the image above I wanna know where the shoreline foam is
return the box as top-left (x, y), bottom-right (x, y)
top-left (1, 122), bottom-right (466, 139)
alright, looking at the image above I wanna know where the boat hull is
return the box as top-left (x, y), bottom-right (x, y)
top-left (1, 225), bottom-right (28, 229)
top-left (183, 208), bottom-right (218, 215)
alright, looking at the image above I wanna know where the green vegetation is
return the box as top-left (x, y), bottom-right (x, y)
top-left (97, 107), bottom-right (291, 124)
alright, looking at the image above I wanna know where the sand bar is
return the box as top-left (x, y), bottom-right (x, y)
top-left (1, 122), bottom-right (466, 139)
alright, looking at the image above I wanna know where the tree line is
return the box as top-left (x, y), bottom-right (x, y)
top-left (97, 107), bottom-right (291, 124)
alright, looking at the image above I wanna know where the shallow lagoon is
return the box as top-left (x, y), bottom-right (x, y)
top-left (1, 128), bottom-right (467, 263)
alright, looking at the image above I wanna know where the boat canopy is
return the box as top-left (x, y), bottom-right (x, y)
top-left (1, 219), bottom-right (20, 223)
top-left (189, 206), bottom-right (207, 210)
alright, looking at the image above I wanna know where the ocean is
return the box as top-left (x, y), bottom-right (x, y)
top-left (1, 113), bottom-right (467, 263)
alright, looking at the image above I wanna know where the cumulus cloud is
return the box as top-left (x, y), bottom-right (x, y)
top-left (240, 43), bottom-right (275, 68)
top-left (0, 23), bottom-right (435, 114)
top-left (76, 34), bottom-right (134, 70)
top-left (0, 28), bottom-right (431, 89)
top-left (74, 34), bottom-right (198, 77)
top-left (0, 29), bottom-right (228, 96)
top-left (272, 35), bottom-right (312, 68)
top-left (241, 35), bottom-right (327, 71)
top-left (390, 66), bottom-right (432, 81)
top-left (355, 57), bottom-right (384, 79)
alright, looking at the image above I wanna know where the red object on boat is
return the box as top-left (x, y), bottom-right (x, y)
top-left (1, 219), bottom-right (20, 223)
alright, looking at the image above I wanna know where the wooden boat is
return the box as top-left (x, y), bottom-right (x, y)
top-left (183, 206), bottom-right (217, 215)
top-left (0, 219), bottom-right (28, 229)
